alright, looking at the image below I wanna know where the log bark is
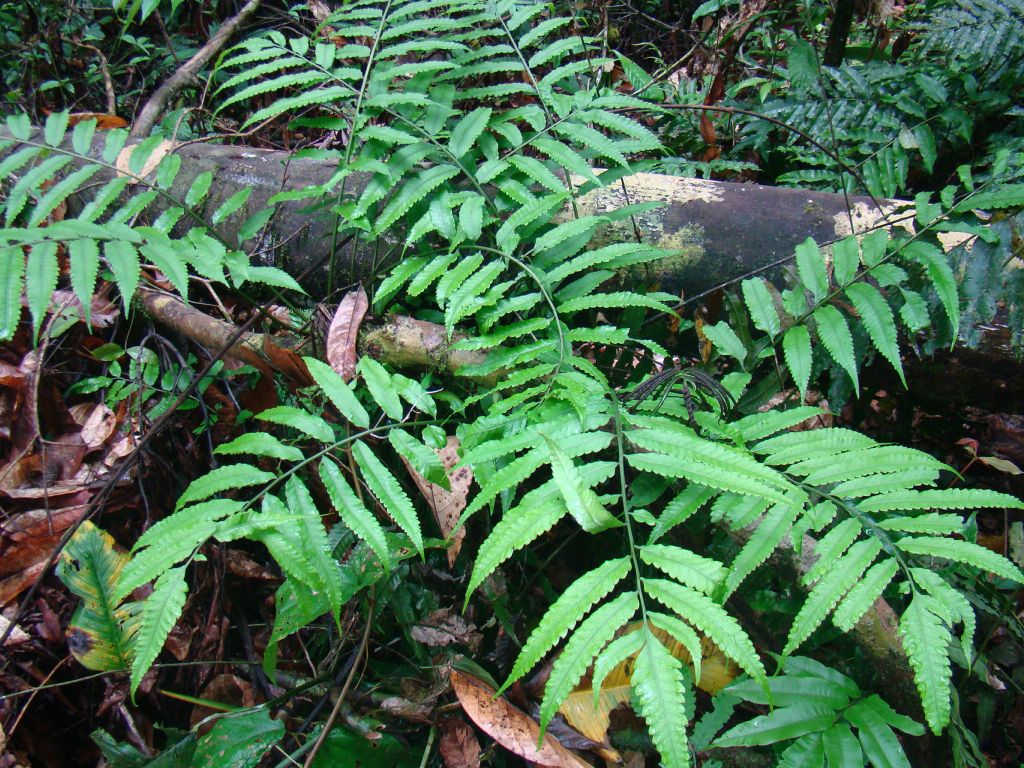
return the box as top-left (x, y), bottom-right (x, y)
top-left (6, 133), bottom-right (924, 300)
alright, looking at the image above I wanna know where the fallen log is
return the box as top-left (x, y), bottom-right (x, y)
top-left (5, 131), bottom-right (920, 300)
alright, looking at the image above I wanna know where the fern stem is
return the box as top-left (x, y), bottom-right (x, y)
top-left (610, 395), bottom-right (649, 623)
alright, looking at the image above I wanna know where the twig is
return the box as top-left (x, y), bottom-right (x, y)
top-left (302, 591), bottom-right (375, 768)
top-left (74, 42), bottom-right (117, 115)
top-left (131, 0), bottom-right (263, 138)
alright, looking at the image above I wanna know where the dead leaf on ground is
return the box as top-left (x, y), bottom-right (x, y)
top-left (188, 674), bottom-right (257, 727)
top-left (262, 336), bottom-right (314, 386)
top-left (401, 437), bottom-right (471, 566)
top-left (0, 613), bottom-right (30, 646)
top-left (410, 608), bottom-right (481, 651)
top-left (69, 403), bottom-right (117, 452)
top-left (450, 668), bottom-right (589, 768)
top-left (326, 286), bottom-right (369, 381)
top-left (439, 718), bottom-right (481, 768)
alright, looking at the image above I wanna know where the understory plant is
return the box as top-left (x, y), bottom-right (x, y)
top-left (2, 0), bottom-right (1024, 765)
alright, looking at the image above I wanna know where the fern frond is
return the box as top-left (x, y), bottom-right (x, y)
top-left (783, 538), bottom-right (882, 656)
top-left (175, 463), bottom-right (276, 510)
top-left (829, 467), bottom-right (940, 498)
top-left (803, 518), bottom-right (863, 585)
top-left (643, 577), bottom-right (766, 682)
top-left (832, 558), bottom-right (900, 631)
top-left (639, 544), bottom-right (727, 595)
top-left (899, 593), bottom-right (952, 733)
top-left (753, 428), bottom-right (875, 465)
top-left (257, 406), bottom-right (335, 444)
top-left (592, 628), bottom-right (645, 704)
top-left (911, 567), bottom-right (976, 661)
top-left (782, 325), bottom-right (812, 403)
top-left (319, 459), bottom-right (392, 571)
top-left (632, 626), bottom-right (693, 768)
top-left (895, 536), bottom-right (1024, 582)
top-left (845, 282), bottom-right (906, 386)
top-left (130, 565), bottom-right (188, 695)
top-left (284, 476), bottom-right (347, 619)
top-left (503, 557), bottom-right (631, 692)
top-left (858, 487), bottom-right (1023, 514)
top-left (723, 500), bottom-right (802, 597)
top-left (539, 591), bottom-right (638, 734)
top-left (352, 439), bottom-right (422, 556)
top-left (649, 485), bottom-right (717, 543)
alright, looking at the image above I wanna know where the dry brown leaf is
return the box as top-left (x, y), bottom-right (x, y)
top-left (69, 403), bottom-right (117, 452)
top-left (401, 437), bottom-right (471, 567)
top-left (409, 608), bottom-right (481, 651)
top-left (67, 113), bottom-right (129, 130)
top-left (450, 669), bottom-right (589, 768)
top-left (439, 718), bottom-right (481, 768)
top-left (262, 336), bottom-right (314, 386)
top-left (115, 140), bottom-right (174, 181)
top-left (0, 613), bottom-right (30, 646)
top-left (326, 286), bottom-right (369, 381)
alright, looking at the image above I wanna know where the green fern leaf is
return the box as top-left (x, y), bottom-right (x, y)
top-left (795, 238), bottom-right (828, 303)
top-left (858, 488), bottom-right (1023, 514)
top-left (558, 291), bottom-right (676, 315)
top-left (374, 164), bottom-right (460, 235)
top-left (319, 459), bottom-right (391, 571)
top-left (643, 577), bottom-right (766, 682)
top-left (803, 518), bottom-right (862, 585)
top-left (795, 446), bottom-right (946, 486)
top-left (896, 536), bottom-right (1024, 583)
top-left (175, 464), bottom-right (275, 510)
top-left (467, 462), bottom-right (616, 601)
top-left (284, 476), bottom-right (347, 618)
top-left (649, 484), bottom-right (717, 543)
top-left (534, 215), bottom-right (607, 255)
top-left (6, 155), bottom-right (73, 225)
top-left (57, 521), bottom-right (134, 672)
top-left (845, 282), bottom-right (905, 386)
top-left (723, 500), bottom-right (802, 597)
top-left (28, 165), bottom-right (102, 228)
top-left (540, 592), bottom-right (638, 734)
top-left (68, 238), bottom-right (100, 325)
top-left (822, 723), bottom-right (863, 767)
top-left (436, 253), bottom-right (484, 305)
top-left (214, 432), bottom-right (303, 462)
top-left (782, 324), bottom-right (812, 403)
top-left (117, 500), bottom-right (243, 601)
top-left (530, 138), bottom-right (601, 184)
top-left (507, 154), bottom-right (565, 194)
top-left (467, 490), bottom-right (566, 602)
top-left (829, 467), bottom-right (940, 498)
top-left (257, 405), bottom-right (335, 444)
top-left (357, 357), bottom-right (404, 420)
top-left (741, 278), bottom-right (781, 338)
top-left (639, 544), bottom-right (727, 595)
top-left (0, 246), bottom-right (24, 341)
top-left (303, 357), bottom-right (370, 429)
top-left (731, 407), bottom-right (824, 442)
top-left (875, 513), bottom-right (964, 535)
top-left (448, 106), bottom-right (492, 158)
top-left (544, 434), bottom-right (619, 533)
top-left (832, 557), bottom-right (899, 631)
top-left (911, 568), bottom-right (975, 661)
top-left (783, 538), bottom-right (882, 656)
top-left (444, 260), bottom-right (505, 335)
top-left (703, 321), bottom-right (748, 364)
top-left (831, 236), bottom-right (860, 287)
top-left (352, 439), bottom-right (422, 556)
top-left (42, 110), bottom-right (68, 146)
top-left (648, 611), bottom-right (704, 686)
top-left (592, 628), bottom-right (645, 704)
top-left (103, 240), bottom-right (140, 312)
top-left (813, 305), bottom-right (859, 391)
top-left (243, 86), bottom-right (353, 127)
top-left (627, 451), bottom-right (788, 503)
top-left (26, 240), bottom-right (58, 337)
top-left (131, 564), bottom-right (188, 695)
top-left (905, 241), bottom-right (959, 338)
top-left (753, 428), bottom-right (875, 465)
top-left (898, 594), bottom-right (952, 733)
top-left (252, 496), bottom-right (326, 590)
top-left (632, 627), bottom-right (693, 768)
top-left (502, 557), bottom-right (631, 692)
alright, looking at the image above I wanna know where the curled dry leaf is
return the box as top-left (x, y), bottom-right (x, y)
top-left (449, 669), bottom-right (589, 768)
top-left (439, 718), bottom-right (481, 768)
top-left (401, 437), bottom-right (471, 567)
top-left (69, 403), bottom-right (117, 452)
top-left (327, 286), bottom-right (369, 381)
